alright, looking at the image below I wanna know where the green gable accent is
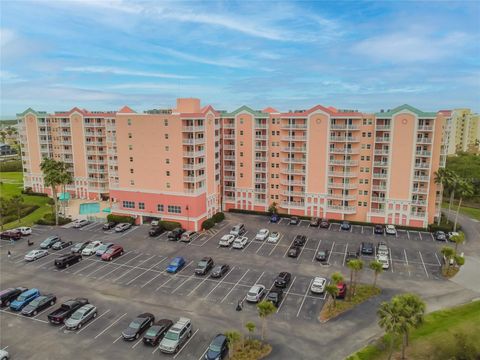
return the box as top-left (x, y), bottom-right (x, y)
top-left (16, 108), bottom-right (47, 117)
top-left (375, 104), bottom-right (436, 118)
top-left (222, 105), bottom-right (269, 118)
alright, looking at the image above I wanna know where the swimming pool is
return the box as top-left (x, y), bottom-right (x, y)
top-left (79, 202), bottom-right (100, 215)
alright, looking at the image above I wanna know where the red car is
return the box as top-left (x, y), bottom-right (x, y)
top-left (337, 282), bottom-right (347, 299)
top-left (101, 245), bottom-right (124, 261)
top-left (1, 230), bottom-right (22, 240)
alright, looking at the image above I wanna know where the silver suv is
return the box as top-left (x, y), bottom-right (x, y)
top-left (159, 317), bottom-right (192, 354)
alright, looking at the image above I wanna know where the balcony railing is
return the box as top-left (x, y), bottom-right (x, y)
top-left (283, 147), bottom-right (306, 152)
top-left (412, 188), bottom-right (428, 194)
top-left (255, 135), bottom-right (268, 140)
top-left (330, 148), bottom-right (355, 154)
top-left (411, 199), bottom-right (427, 205)
top-left (330, 136), bottom-right (359, 142)
top-left (184, 174), bottom-right (206, 182)
top-left (326, 205), bottom-right (356, 213)
top-left (418, 125), bottom-right (433, 131)
top-left (280, 179), bottom-right (305, 186)
top-left (281, 123), bottom-right (308, 129)
top-left (282, 157), bottom-right (306, 164)
top-left (330, 124), bottom-right (359, 130)
top-left (284, 167), bottom-right (306, 174)
top-left (183, 150), bottom-right (206, 157)
top-left (255, 178), bottom-right (267, 183)
top-left (254, 123), bottom-right (268, 129)
top-left (414, 163), bottom-right (430, 169)
top-left (223, 196), bottom-right (235, 201)
top-left (224, 186), bottom-right (236, 192)
top-left (328, 171), bottom-right (356, 177)
top-left (223, 134), bottom-right (235, 140)
top-left (281, 201), bottom-right (305, 208)
top-left (328, 183), bottom-right (357, 189)
top-left (372, 185), bottom-right (387, 191)
top-left (255, 167), bottom-right (267, 173)
top-left (255, 157), bottom-right (267, 162)
top-left (224, 166), bottom-right (235, 171)
top-left (374, 149), bottom-right (389, 155)
top-left (254, 188), bottom-right (267, 193)
top-left (413, 175), bottom-right (429, 181)
top-left (223, 145), bottom-right (235, 150)
top-left (370, 208), bottom-right (386, 214)
top-left (416, 150), bottom-right (431, 157)
top-left (282, 190), bottom-right (305, 197)
top-left (223, 123), bottom-right (235, 129)
top-left (183, 138), bottom-right (205, 145)
top-left (224, 155), bottom-right (235, 161)
top-left (183, 163), bottom-right (205, 170)
top-left (224, 175), bottom-right (235, 181)
top-left (376, 125), bottom-right (391, 130)
top-left (376, 137), bottom-right (391, 143)
top-left (282, 136), bottom-right (307, 141)
top-left (373, 173), bottom-right (388, 179)
top-left (329, 159), bottom-right (359, 166)
top-left (410, 211), bottom-right (427, 218)
top-left (416, 138), bottom-right (432, 144)
top-left (327, 193), bottom-right (356, 200)
top-left (255, 146), bottom-right (268, 151)
top-left (371, 196), bottom-right (386, 203)
top-left (182, 125), bottom-right (205, 132)
top-left (373, 161), bottom-right (388, 167)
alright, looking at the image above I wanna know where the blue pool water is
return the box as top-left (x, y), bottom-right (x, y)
top-left (79, 203), bottom-right (100, 215)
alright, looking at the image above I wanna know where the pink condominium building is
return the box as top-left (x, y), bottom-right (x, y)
top-left (18, 99), bottom-right (448, 230)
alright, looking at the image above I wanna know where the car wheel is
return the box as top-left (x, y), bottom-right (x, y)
top-left (149, 320), bottom-right (153, 326)
top-left (33, 310), bottom-right (37, 316)
top-left (109, 257), bottom-right (112, 261)
top-left (50, 300), bottom-right (55, 305)
top-left (120, 251), bottom-right (124, 255)
top-left (77, 323), bottom-right (82, 329)
top-left (66, 264), bottom-right (69, 268)
top-left (5, 300), bottom-right (10, 306)
top-left (93, 312), bottom-right (97, 318)
top-left (175, 345), bottom-right (179, 354)
top-left (135, 333), bottom-right (139, 340)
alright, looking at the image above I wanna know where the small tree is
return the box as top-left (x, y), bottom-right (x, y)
top-left (10, 195), bottom-right (24, 223)
top-left (257, 300), bottom-right (276, 341)
top-left (453, 180), bottom-right (474, 231)
top-left (245, 321), bottom-right (256, 340)
top-left (378, 300), bottom-right (403, 360)
top-left (396, 293), bottom-right (426, 357)
top-left (325, 284), bottom-right (339, 309)
top-left (441, 246), bottom-right (455, 271)
top-left (450, 231), bottom-right (465, 252)
top-left (347, 259), bottom-right (364, 299)
top-left (225, 330), bottom-right (242, 358)
top-left (331, 271), bottom-right (344, 285)
top-left (268, 202), bottom-right (278, 214)
top-left (454, 254), bottom-right (465, 268)
top-left (369, 260), bottom-right (384, 288)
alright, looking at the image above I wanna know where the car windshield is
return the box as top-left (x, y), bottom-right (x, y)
top-left (70, 310), bottom-right (84, 320)
top-left (97, 245), bottom-right (108, 251)
top-left (248, 291), bottom-right (257, 297)
top-left (164, 331), bottom-right (179, 341)
top-left (197, 261), bottom-right (207, 267)
top-left (129, 320), bottom-right (142, 329)
top-left (171, 259), bottom-right (181, 265)
top-left (17, 294), bottom-right (28, 301)
top-left (212, 266), bottom-right (221, 272)
top-left (146, 326), bottom-right (160, 336)
top-left (318, 251), bottom-right (325, 256)
top-left (29, 297), bottom-right (43, 306)
top-left (105, 248), bottom-right (115, 254)
top-left (209, 343), bottom-right (222, 352)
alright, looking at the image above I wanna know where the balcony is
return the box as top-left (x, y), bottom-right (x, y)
top-left (183, 187), bottom-right (206, 194)
top-left (329, 159), bottom-right (359, 166)
top-left (183, 163), bottom-right (205, 170)
top-left (281, 123), bottom-right (308, 130)
top-left (284, 167), bottom-right (306, 174)
top-left (184, 174), bottom-right (206, 182)
top-left (282, 190), bottom-right (305, 197)
top-left (412, 188), bottom-right (428, 194)
top-left (223, 145), bottom-right (236, 150)
top-left (255, 146), bottom-right (268, 151)
top-left (330, 148), bottom-right (355, 154)
top-left (371, 196), bottom-right (386, 203)
top-left (224, 195), bottom-right (235, 201)
top-left (415, 150), bottom-right (432, 157)
top-left (224, 155), bottom-right (235, 161)
top-left (283, 147), bottom-right (306, 152)
top-left (416, 138), bottom-right (432, 144)
top-left (280, 179), bottom-right (305, 186)
top-left (373, 161), bottom-right (388, 167)
top-left (255, 157), bottom-right (267, 162)
top-left (183, 138), bottom-right (205, 145)
top-left (282, 157), bottom-right (306, 164)
top-left (223, 123), bottom-right (235, 129)
top-left (87, 159), bottom-right (106, 165)
top-left (330, 124), bottom-right (359, 130)
top-left (328, 171), bottom-right (356, 177)
top-left (281, 201), bottom-right (305, 208)
top-left (376, 137), bottom-right (391, 143)
top-left (372, 173), bottom-right (388, 179)
top-left (374, 149), bottom-right (389, 156)
top-left (413, 175), bottom-right (429, 181)
top-left (414, 163), bottom-right (430, 169)
top-left (326, 204), bottom-right (356, 214)
top-left (327, 193), bottom-right (356, 200)
top-left (370, 208), bottom-right (386, 215)
top-left (254, 188), bottom-right (267, 193)
top-left (376, 125), bottom-right (391, 131)
top-left (254, 198), bottom-right (267, 204)
top-left (418, 125), bottom-right (433, 131)
top-left (224, 166), bottom-right (235, 171)
top-left (255, 167), bottom-right (267, 173)
top-left (255, 178), bottom-right (267, 184)
top-left (224, 186), bottom-right (236, 192)
top-left (254, 123), bottom-right (268, 129)
top-left (86, 150), bottom-right (106, 155)
top-left (410, 211), bottom-right (426, 219)
top-left (224, 175), bottom-right (235, 181)
top-left (328, 183), bottom-right (357, 189)
top-left (330, 136), bottom-right (359, 142)
top-left (182, 125), bottom-right (205, 132)
top-left (223, 134), bottom-right (235, 140)
top-left (282, 136), bottom-right (307, 142)
top-left (183, 150), bottom-right (206, 157)
top-left (255, 135), bottom-right (268, 140)
top-left (411, 199), bottom-right (427, 205)
top-left (372, 185), bottom-right (387, 191)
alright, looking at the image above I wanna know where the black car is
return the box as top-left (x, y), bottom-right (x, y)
top-left (205, 334), bottom-right (229, 360)
top-left (71, 241), bottom-right (90, 254)
top-left (122, 313), bottom-right (155, 341)
top-left (435, 231), bottom-right (447, 241)
top-left (309, 217), bottom-right (320, 227)
top-left (167, 228), bottom-right (186, 241)
top-left (266, 288), bottom-right (283, 307)
top-left (340, 221), bottom-right (351, 231)
top-left (143, 319), bottom-right (173, 346)
top-left (149, 226), bottom-right (165, 237)
top-left (54, 253), bottom-right (82, 269)
top-left (40, 235), bottom-right (61, 249)
top-left (289, 217), bottom-right (300, 225)
top-left (346, 251), bottom-right (359, 262)
top-left (287, 245), bottom-right (301, 258)
top-left (315, 249), bottom-right (329, 262)
top-left (195, 257), bottom-right (214, 275)
top-left (374, 224), bottom-right (384, 235)
top-left (274, 272), bottom-right (291, 288)
top-left (21, 294), bottom-right (57, 316)
top-left (52, 240), bottom-right (73, 250)
top-left (0, 287), bottom-right (28, 308)
top-left (360, 242), bottom-right (374, 255)
top-left (102, 221), bottom-right (117, 231)
top-left (319, 218), bottom-right (330, 228)
top-left (210, 264), bottom-right (230, 278)
top-left (293, 234), bottom-right (307, 246)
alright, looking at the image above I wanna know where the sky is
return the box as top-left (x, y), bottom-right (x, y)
top-left (1, 0), bottom-right (479, 117)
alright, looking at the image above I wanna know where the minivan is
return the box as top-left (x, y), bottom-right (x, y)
top-left (10, 288), bottom-right (40, 311)
top-left (230, 224), bottom-right (246, 236)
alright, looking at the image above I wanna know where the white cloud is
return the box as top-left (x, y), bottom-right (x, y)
top-left (63, 66), bottom-right (195, 79)
top-left (153, 47), bottom-right (250, 68)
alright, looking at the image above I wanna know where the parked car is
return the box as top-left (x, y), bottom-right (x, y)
top-left (166, 256), bottom-right (186, 273)
top-left (274, 272), bottom-right (292, 288)
top-left (82, 240), bottom-right (103, 256)
top-left (267, 231), bottom-right (281, 243)
top-left (319, 218), bottom-right (330, 228)
top-left (377, 241), bottom-right (389, 256)
top-left (54, 253), bottom-right (82, 269)
top-left (52, 240), bottom-right (73, 250)
top-left (219, 234), bottom-right (236, 247)
top-left (102, 221), bottom-right (117, 231)
top-left (180, 231), bottom-right (196, 242)
top-left (205, 334), bottom-right (229, 360)
top-left (21, 294), bottom-right (56, 316)
top-left (309, 217), bottom-right (320, 227)
top-left (167, 228), bottom-right (185, 241)
top-left (64, 304), bottom-right (97, 330)
top-left (73, 219), bottom-right (89, 228)
top-left (71, 241), bottom-right (90, 254)
top-left (159, 317), bottom-right (192, 354)
top-left (310, 277), bottom-right (327, 294)
top-left (10, 288), bottom-right (40, 311)
top-left (435, 231), bottom-right (447, 241)
top-left (246, 284), bottom-right (266, 303)
top-left (40, 235), bottom-right (61, 249)
top-left (288, 245), bottom-right (301, 258)
top-left (24, 249), bottom-right (49, 262)
top-left (0, 229), bottom-right (22, 240)
top-left (149, 226), bottom-right (164, 237)
top-left (0, 287), bottom-right (28, 308)
top-left (0, 349), bottom-right (9, 360)
top-left (101, 245), bottom-right (124, 261)
top-left (255, 229), bottom-right (269, 241)
top-left (266, 287), bottom-right (283, 307)
top-left (293, 234), bottom-right (307, 246)
top-left (143, 319), bottom-right (174, 346)
top-left (48, 298), bottom-right (89, 325)
top-left (151, 220), bottom-right (159, 226)
top-left (16, 227), bottom-right (32, 236)
top-left (115, 223), bottom-right (132, 232)
top-left (210, 264), bottom-right (230, 278)
top-left (345, 251), bottom-right (359, 262)
top-left (374, 224), bottom-right (384, 234)
top-left (230, 224), bottom-right (246, 236)
top-left (360, 242), bottom-right (374, 255)
top-left (122, 313), bottom-right (155, 341)
top-left (385, 224), bottom-right (397, 235)
top-left (232, 236), bottom-right (248, 249)
top-left (269, 213), bottom-right (280, 223)
top-left (447, 231), bottom-right (460, 242)
top-left (95, 242), bottom-right (114, 256)
top-left (195, 257), bottom-right (214, 275)
top-left (315, 249), bottom-right (329, 262)
top-left (376, 254), bottom-right (390, 269)
top-left (289, 217), bottom-right (300, 225)
top-left (340, 221), bottom-right (351, 231)
top-left (337, 282), bottom-right (347, 299)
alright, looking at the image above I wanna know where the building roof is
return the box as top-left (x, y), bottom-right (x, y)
top-left (375, 104), bottom-right (437, 118)
top-left (222, 105), bottom-right (269, 118)
top-left (262, 107), bottom-right (279, 113)
top-left (118, 105), bottom-right (136, 114)
top-left (280, 104), bottom-right (363, 118)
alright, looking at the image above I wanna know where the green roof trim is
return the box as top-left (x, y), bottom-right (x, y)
top-left (375, 104), bottom-right (436, 118)
top-left (16, 108), bottom-right (47, 117)
top-left (222, 105), bottom-right (269, 118)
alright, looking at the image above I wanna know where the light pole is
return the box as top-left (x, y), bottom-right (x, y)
top-left (186, 205), bottom-right (189, 230)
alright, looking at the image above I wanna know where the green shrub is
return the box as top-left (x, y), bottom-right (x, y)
top-left (429, 223), bottom-right (461, 232)
top-left (0, 160), bottom-right (22, 172)
top-left (35, 213), bottom-right (71, 225)
top-left (202, 218), bottom-right (215, 230)
top-left (212, 212), bottom-right (225, 223)
top-left (159, 221), bottom-right (182, 231)
top-left (21, 187), bottom-right (49, 197)
top-left (107, 214), bottom-right (135, 224)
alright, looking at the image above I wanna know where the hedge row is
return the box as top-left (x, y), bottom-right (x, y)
top-left (35, 213), bottom-right (72, 225)
top-left (22, 187), bottom-right (49, 197)
top-left (0, 204), bottom-right (40, 225)
top-left (107, 214), bottom-right (135, 225)
top-left (201, 212), bottom-right (225, 230)
top-left (159, 221), bottom-right (182, 231)
top-left (0, 160), bottom-right (22, 172)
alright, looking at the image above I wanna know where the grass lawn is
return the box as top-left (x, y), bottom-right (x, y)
top-left (347, 300), bottom-right (480, 360)
top-left (0, 172), bottom-right (52, 229)
top-left (442, 202), bottom-right (480, 221)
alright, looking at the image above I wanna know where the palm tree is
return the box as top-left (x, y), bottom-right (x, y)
top-left (378, 300), bottom-right (403, 360)
top-left (256, 300), bottom-right (276, 341)
top-left (325, 284), bottom-right (339, 309)
top-left (434, 168), bottom-right (450, 225)
top-left (40, 158), bottom-right (71, 226)
top-left (331, 271), bottom-right (344, 285)
top-left (447, 172), bottom-right (461, 223)
top-left (245, 321), bottom-right (256, 340)
top-left (440, 246), bottom-right (455, 271)
top-left (268, 202), bottom-right (278, 214)
top-left (347, 259), bottom-right (364, 299)
top-left (225, 330), bottom-right (241, 358)
top-left (58, 164), bottom-right (73, 217)
top-left (454, 254), bottom-right (465, 268)
top-left (450, 231), bottom-right (465, 252)
top-left (369, 260), bottom-right (384, 288)
top-left (10, 195), bottom-right (24, 223)
top-left (453, 180), bottom-right (474, 231)
top-left (396, 294), bottom-right (426, 357)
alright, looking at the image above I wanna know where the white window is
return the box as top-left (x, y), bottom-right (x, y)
top-left (157, 204), bottom-right (164, 212)
top-left (123, 201), bottom-right (135, 208)
top-left (167, 205), bottom-right (181, 214)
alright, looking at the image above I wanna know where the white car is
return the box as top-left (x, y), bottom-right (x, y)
top-left (16, 227), bottom-right (32, 235)
top-left (219, 234), bottom-right (236, 247)
top-left (255, 229), bottom-right (269, 241)
top-left (24, 249), bottom-right (49, 261)
top-left (377, 242), bottom-right (389, 256)
top-left (376, 254), bottom-right (390, 269)
top-left (246, 284), bottom-right (266, 302)
top-left (73, 219), bottom-right (90, 228)
top-left (310, 277), bottom-right (327, 294)
top-left (385, 224), bottom-right (396, 235)
top-left (115, 223), bottom-right (132, 232)
top-left (82, 241), bottom-right (103, 256)
top-left (232, 236), bottom-right (248, 249)
top-left (0, 349), bottom-right (9, 360)
top-left (267, 231), bottom-right (281, 243)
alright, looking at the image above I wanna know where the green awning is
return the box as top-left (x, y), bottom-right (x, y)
top-left (102, 207), bottom-right (111, 213)
top-left (58, 192), bottom-right (71, 201)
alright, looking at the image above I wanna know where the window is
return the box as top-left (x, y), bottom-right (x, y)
top-left (166, 182), bottom-right (170, 188)
top-left (164, 119), bottom-right (168, 126)
top-left (365, 179), bottom-right (369, 184)
top-left (366, 144), bottom-right (371, 149)
top-left (129, 157), bottom-right (133, 162)
top-left (128, 133), bottom-right (132, 139)
top-left (123, 201), bottom-right (135, 208)
top-left (240, 141), bottom-right (244, 146)
top-left (276, 131), bottom-right (280, 135)
top-left (168, 205), bottom-right (181, 214)
top-left (363, 119), bottom-right (367, 125)
top-left (358, 201), bottom-right (362, 206)
top-left (166, 171), bottom-right (170, 176)
top-left (271, 163), bottom-right (275, 168)
top-left (364, 191), bottom-right (368, 195)
top-left (365, 168), bottom-right (370, 173)
top-left (240, 152), bottom-right (244, 157)
top-left (366, 156), bottom-right (370, 161)
top-left (271, 131), bottom-right (275, 136)
top-left (360, 167), bottom-right (364, 173)
top-left (240, 130), bottom-right (244, 135)
top-left (361, 156), bottom-right (365, 161)
top-left (271, 184), bottom-right (274, 188)
top-left (157, 204), bottom-right (164, 212)
top-left (240, 119), bottom-right (244, 124)
top-left (271, 195), bottom-right (274, 199)
top-left (165, 134), bottom-right (169, 139)
top-left (240, 163), bottom-right (244, 167)
top-left (363, 202), bottom-right (368, 206)
top-left (362, 132), bottom-right (366, 137)
top-left (130, 168), bottom-right (134, 174)
top-left (165, 146), bottom-right (169, 151)
top-left (361, 144), bottom-right (366, 149)
top-left (166, 159), bottom-right (170, 164)
top-left (128, 145), bottom-right (133, 150)
top-left (359, 179), bottom-right (364, 184)
top-left (139, 202), bottom-right (145, 210)
top-left (276, 164), bottom-right (279, 168)
top-left (240, 173), bottom-right (244, 178)
top-left (127, 119), bottom-right (132, 125)
top-left (130, 180), bottom-right (135, 185)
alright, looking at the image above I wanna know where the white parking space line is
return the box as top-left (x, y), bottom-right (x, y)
top-left (173, 328), bottom-right (199, 359)
top-left (86, 251), bottom-right (133, 277)
top-left (418, 251), bottom-right (429, 278)
top-left (140, 269), bottom-right (167, 289)
top-left (419, 232), bottom-right (423, 241)
top-left (126, 257), bottom-right (167, 285)
top-left (94, 312), bottom-right (127, 339)
top-left (97, 253), bottom-right (144, 280)
top-left (276, 276), bottom-right (296, 313)
top-left (312, 239), bottom-right (322, 262)
top-left (73, 260), bottom-right (98, 275)
top-left (268, 233), bottom-right (284, 256)
top-left (429, 233), bottom-right (435, 241)
top-left (403, 249), bottom-right (411, 277)
top-left (1, 346), bottom-right (8, 351)
top-left (204, 266), bottom-right (237, 300)
top-left (241, 237), bottom-right (255, 252)
top-left (33, 305), bottom-right (53, 319)
top-left (327, 241), bottom-right (335, 264)
top-left (296, 279), bottom-right (314, 317)
top-left (112, 335), bottom-right (123, 344)
top-left (389, 249), bottom-right (394, 273)
top-left (361, 226), bottom-right (364, 234)
top-left (300, 220), bottom-right (310, 226)
top-left (114, 255), bottom-right (156, 282)
top-left (342, 244), bottom-right (348, 266)
top-left (407, 231), bottom-right (410, 240)
top-left (77, 309), bottom-right (111, 334)
top-left (434, 252), bottom-right (441, 266)
top-left (283, 238), bottom-right (295, 258)
top-left (220, 269), bottom-right (253, 303)
top-left (171, 273), bottom-right (196, 294)
top-left (156, 260), bottom-right (194, 291)
top-left (186, 273), bottom-right (211, 297)
top-left (255, 239), bottom-right (268, 254)
top-left (0, 309), bottom-right (48, 323)
top-left (198, 346), bottom-right (209, 360)
top-left (297, 240), bottom-right (307, 260)
top-left (117, 226), bottom-right (138, 238)
top-left (132, 337), bottom-right (143, 349)
top-left (81, 222), bottom-right (101, 231)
